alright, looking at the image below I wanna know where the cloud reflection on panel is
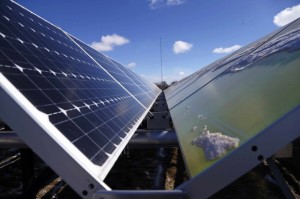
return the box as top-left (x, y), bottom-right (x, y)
top-left (192, 125), bottom-right (240, 161)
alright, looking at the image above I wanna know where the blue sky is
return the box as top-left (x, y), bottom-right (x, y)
top-left (17, 0), bottom-right (300, 83)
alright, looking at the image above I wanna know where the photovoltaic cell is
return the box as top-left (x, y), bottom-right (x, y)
top-left (0, 0), bottom-right (160, 193)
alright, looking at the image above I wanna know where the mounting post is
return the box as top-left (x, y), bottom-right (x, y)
top-left (20, 148), bottom-right (35, 192)
top-left (266, 158), bottom-right (295, 199)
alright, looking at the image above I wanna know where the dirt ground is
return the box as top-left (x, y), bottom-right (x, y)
top-left (0, 145), bottom-right (299, 199)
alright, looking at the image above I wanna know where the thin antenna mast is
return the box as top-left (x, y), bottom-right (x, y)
top-left (160, 37), bottom-right (163, 88)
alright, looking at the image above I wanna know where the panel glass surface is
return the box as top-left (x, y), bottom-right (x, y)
top-left (166, 19), bottom-right (300, 176)
top-left (164, 21), bottom-right (299, 109)
top-left (0, 0), bottom-right (157, 171)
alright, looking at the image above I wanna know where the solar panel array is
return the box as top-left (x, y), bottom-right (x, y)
top-left (165, 18), bottom-right (300, 176)
top-left (3, 0), bottom-right (300, 197)
top-left (0, 0), bottom-right (160, 191)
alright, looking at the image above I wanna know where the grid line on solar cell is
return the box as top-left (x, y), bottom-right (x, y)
top-left (0, 62), bottom-right (128, 105)
top-left (3, 1), bottom-right (75, 44)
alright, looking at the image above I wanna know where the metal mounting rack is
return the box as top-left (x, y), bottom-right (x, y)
top-left (0, 102), bottom-right (299, 199)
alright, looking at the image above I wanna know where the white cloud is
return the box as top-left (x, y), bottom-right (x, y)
top-left (173, 40), bottom-right (193, 54)
top-left (212, 45), bottom-right (242, 54)
top-left (90, 34), bottom-right (129, 52)
top-left (167, 0), bottom-right (185, 6)
top-left (273, 4), bottom-right (300, 27)
top-left (178, 71), bottom-right (185, 76)
top-left (149, 0), bottom-right (185, 9)
top-left (127, 62), bottom-right (136, 69)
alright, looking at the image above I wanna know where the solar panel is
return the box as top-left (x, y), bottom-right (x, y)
top-left (165, 17), bottom-right (300, 177)
top-left (0, 0), bottom-right (160, 196)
